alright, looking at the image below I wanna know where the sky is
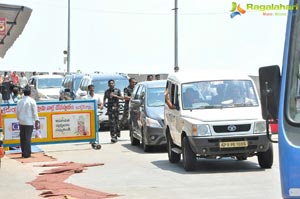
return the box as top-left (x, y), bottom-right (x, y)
top-left (0, 0), bottom-right (289, 75)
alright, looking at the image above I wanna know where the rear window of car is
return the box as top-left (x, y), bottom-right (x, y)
top-left (37, 78), bottom-right (63, 89)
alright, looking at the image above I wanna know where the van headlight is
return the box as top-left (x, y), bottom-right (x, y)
top-left (254, 121), bottom-right (266, 134)
top-left (146, 117), bottom-right (161, 128)
top-left (192, 124), bottom-right (211, 136)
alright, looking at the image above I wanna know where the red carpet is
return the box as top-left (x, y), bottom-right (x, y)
top-left (6, 152), bottom-right (56, 163)
top-left (29, 161), bottom-right (119, 199)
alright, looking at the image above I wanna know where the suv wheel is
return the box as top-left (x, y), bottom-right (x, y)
top-left (167, 132), bottom-right (180, 163)
top-left (257, 143), bottom-right (273, 169)
top-left (182, 136), bottom-right (197, 171)
top-left (130, 124), bottom-right (139, 146)
top-left (142, 128), bottom-right (151, 152)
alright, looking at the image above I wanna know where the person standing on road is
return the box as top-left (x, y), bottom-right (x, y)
top-left (85, 84), bottom-right (103, 129)
top-left (11, 86), bottom-right (22, 103)
top-left (16, 86), bottom-right (39, 158)
top-left (120, 77), bottom-right (136, 130)
top-left (29, 71), bottom-right (38, 85)
top-left (0, 73), bottom-right (3, 85)
top-left (19, 72), bottom-right (28, 90)
top-left (10, 71), bottom-right (19, 86)
top-left (3, 71), bottom-right (10, 81)
top-left (103, 80), bottom-right (123, 143)
top-left (85, 84), bottom-right (103, 109)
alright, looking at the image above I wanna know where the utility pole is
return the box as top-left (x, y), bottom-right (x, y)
top-left (67, 0), bottom-right (71, 73)
top-left (173, 0), bottom-right (179, 72)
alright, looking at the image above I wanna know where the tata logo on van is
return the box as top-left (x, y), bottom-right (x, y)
top-left (227, 125), bottom-right (237, 132)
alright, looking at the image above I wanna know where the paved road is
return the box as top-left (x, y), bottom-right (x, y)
top-left (1, 131), bottom-right (281, 199)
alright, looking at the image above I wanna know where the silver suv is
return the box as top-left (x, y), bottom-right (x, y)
top-left (76, 73), bottom-right (129, 128)
top-left (59, 73), bottom-right (84, 100)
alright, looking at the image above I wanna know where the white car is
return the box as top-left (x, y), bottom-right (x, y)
top-left (29, 74), bottom-right (63, 101)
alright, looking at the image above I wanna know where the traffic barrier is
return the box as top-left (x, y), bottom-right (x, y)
top-left (0, 100), bottom-right (101, 149)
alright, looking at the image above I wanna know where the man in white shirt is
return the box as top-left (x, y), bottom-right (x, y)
top-left (85, 84), bottom-right (103, 109)
top-left (19, 72), bottom-right (28, 89)
top-left (16, 86), bottom-right (39, 158)
top-left (85, 84), bottom-right (103, 130)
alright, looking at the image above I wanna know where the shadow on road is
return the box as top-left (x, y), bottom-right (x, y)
top-left (151, 158), bottom-right (266, 174)
top-left (121, 143), bottom-right (167, 154)
top-left (41, 147), bottom-right (92, 153)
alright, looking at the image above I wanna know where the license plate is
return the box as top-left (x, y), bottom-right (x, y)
top-left (219, 141), bottom-right (248, 148)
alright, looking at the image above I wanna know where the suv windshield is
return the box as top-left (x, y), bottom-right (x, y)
top-left (74, 78), bottom-right (82, 91)
top-left (93, 79), bottom-right (128, 94)
top-left (147, 87), bottom-right (165, 107)
top-left (38, 78), bottom-right (62, 89)
top-left (182, 80), bottom-right (259, 110)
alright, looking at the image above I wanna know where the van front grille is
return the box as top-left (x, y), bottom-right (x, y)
top-left (213, 124), bottom-right (251, 133)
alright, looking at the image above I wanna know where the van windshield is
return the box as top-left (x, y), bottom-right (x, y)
top-left (181, 80), bottom-right (259, 110)
top-left (93, 79), bottom-right (128, 94)
top-left (38, 78), bottom-right (63, 89)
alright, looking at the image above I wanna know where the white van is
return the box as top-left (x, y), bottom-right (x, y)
top-left (164, 71), bottom-right (273, 171)
top-left (29, 74), bottom-right (63, 101)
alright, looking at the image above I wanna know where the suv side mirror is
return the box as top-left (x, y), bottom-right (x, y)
top-left (141, 92), bottom-right (145, 100)
top-left (259, 65), bottom-right (281, 120)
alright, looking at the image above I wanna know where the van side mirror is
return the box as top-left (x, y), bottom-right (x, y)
top-left (259, 65), bottom-right (281, 120)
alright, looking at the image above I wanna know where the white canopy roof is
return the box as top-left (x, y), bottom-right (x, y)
top-left (0, 3), bottom-right (32, 58)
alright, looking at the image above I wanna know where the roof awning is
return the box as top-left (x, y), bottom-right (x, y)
top-left (0, 3), bottom-right (32, 58)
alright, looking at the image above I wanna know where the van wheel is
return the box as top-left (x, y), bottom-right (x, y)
top-left (142, 129), bottom-right (151, 152)
top-left (182, 136), bottom-right (196, 171)
top-left (257, 143), bottom-right (273, 169)
top-left (130, 128), bottom-right (139, 146)
top-left (167, 132), bottom-right (180, 163)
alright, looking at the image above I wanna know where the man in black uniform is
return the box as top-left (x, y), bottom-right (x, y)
top-left (120, 77), bottom-right (136, 130)
top-left (103, 79), bottom-right (123, 143)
